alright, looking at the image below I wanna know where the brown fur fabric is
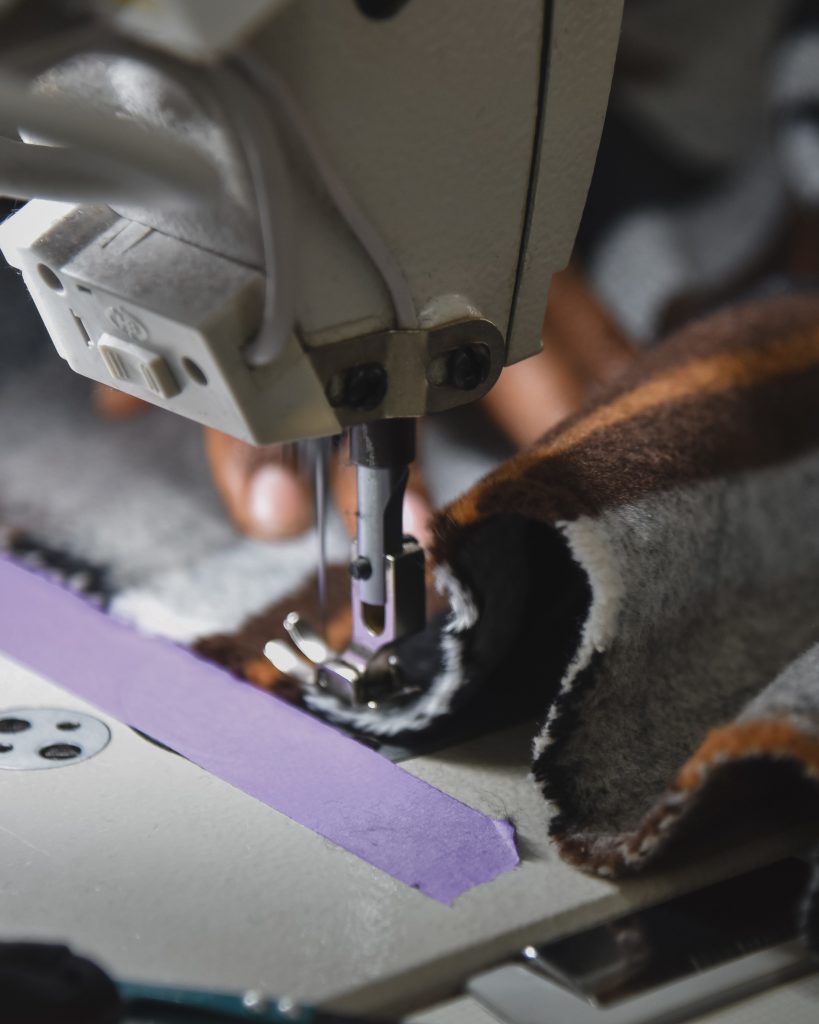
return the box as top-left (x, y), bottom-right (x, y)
top-left (268, 294), bottom-right (819, 936)
top-left (197, 293), bottom-right (819, 935)
top-left (424, 295), bottom-right (819, 901)
top-left (427, 296), bottom-right (819, 868)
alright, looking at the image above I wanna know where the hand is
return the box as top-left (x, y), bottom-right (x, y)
top-left (483, 264), bottom-right (635, 447)
top-left (96, 266), bottom-right (635, 545)
top-left (94, 383), bottom-right (434, 546)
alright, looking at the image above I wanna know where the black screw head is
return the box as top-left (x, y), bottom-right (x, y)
top-left (349, 556), bottom-right (373, 581)
top-left (446, 344), bottom-right (491, 391)
top-left (327, 364), bottom-right (388, 411)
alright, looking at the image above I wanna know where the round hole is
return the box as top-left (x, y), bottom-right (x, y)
top-left (57, 721), bottom-right (81, 731)
top-left (356, 0), bottom-right (410, 17)
top-left (0, 744), bottom-right (12, 754)
top-left (39, 743), bottom-right (81, 761)
top-left (0, 717), bottom-right (30, 734)
top-left (182, 357), bottom-right (207, 385)
top-left (37, 264), bottom-right (65, 292)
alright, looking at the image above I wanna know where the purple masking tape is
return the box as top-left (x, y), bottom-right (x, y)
top-left (0, 557), bottom-right (518, 902)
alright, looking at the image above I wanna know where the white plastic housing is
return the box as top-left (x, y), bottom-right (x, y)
top-left (0, 0), bottom-right (623, 446)
top-left (0, 200), bottom-right (341, 444)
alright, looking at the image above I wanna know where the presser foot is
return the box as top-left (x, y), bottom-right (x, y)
top-left (265, 536), bottom-right (426, 709)
top-left (266, 420), bottom-right (426, 710)
top-left (264, 611), bottom-right (421, 709)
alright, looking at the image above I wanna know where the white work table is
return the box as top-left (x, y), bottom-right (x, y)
top-left (1, 651), bottom-right (813, 1019)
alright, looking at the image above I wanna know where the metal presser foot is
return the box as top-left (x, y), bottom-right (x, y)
top-left (265, 420), bottom-right (426, 709)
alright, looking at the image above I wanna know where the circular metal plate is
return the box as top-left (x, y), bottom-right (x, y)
top-left (0, 707), bottom-right (111, 770)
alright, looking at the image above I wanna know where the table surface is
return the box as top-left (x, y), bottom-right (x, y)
top-left (1, 652), bottom-right (813, 1019)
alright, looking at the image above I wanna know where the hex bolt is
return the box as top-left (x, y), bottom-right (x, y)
top-left (446, 343), bottom-right (491, 390)
top-left (349, 556), bottom-right (373, 580)
top-left (326, 363), bottom-right (388, 411)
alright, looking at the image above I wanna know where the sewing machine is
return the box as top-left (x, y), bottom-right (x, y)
top-left (0, 0), bottom-right (621, 707)
top-left (1, 3), bottom-right (818, 1022)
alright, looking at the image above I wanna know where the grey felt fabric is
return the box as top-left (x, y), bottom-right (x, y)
top-left (545, 452), bottom-right (819, 839)
top-left (0, 353), bottom-right (495, 643)
top-left (0, 358), bottom-right (339, 639)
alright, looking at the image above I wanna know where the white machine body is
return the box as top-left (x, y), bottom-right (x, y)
top-left (0, 0), bottom-right (622, 444)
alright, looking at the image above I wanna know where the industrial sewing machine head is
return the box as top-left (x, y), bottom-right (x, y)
top-left (0, 0), bottom-right (621, 709)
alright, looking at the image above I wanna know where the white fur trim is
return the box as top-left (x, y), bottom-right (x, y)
top-left (532, 517), bottom-right (623, 762)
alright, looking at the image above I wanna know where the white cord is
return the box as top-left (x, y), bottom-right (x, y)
top-left (0, 71), bottom-right (221, 207)
top-left (0, 136), bottom-right (171, 205)
top-left (237, 52), bottom-right (418, 331)
top-left (0, 35), bottom-right (294, 364)
top-left (0, 29), bottom-right (414, 365)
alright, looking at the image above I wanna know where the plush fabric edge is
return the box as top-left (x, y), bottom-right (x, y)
top-left (554, 716), bottom-right (819, 878)
top-left (302, 565), bottom-right (480, 737)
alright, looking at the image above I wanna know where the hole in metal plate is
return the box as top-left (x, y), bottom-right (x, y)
top-left (0, 717), bottom-right (30, 733)
top-left (39, 743), bottom-right (82, 761)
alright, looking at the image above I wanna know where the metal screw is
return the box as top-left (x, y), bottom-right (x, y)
top-left (241, 990), bottom-right (269, 1014)
top-left (275, 996), bottom-right (301, 1019)
top-left (349, 556), bottom-right (372, 580)
top-left (326, 363), bottom-right (387, 411)
top-left (446, 344), bottom-right (491, 390)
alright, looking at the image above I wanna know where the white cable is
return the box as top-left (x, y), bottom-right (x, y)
top-left (1, 23), bottom-right (415, 358)
top-left (237, 52), bottom-right (418, 331)
top-left (207, 66), bottom-right (296, 367)
top-left (0, 30), bottom-right (295, 365)
top-left (1, 28), bottom-right (400, 367)
top-left (0, 71), bottom-right (221, 206)
top-left (0, 136), bottom-right (170, 206)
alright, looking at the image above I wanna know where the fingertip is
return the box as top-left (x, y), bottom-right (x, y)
top-left (403, 488), bottom-right (433, 549)
top-left (246, 462), bottom-right (313, 540)
top-left (93, 384), bottom-right (148, 420)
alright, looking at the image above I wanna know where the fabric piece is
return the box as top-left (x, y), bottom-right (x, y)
top-left (449, 294), bottom-right (819, 876)
top-left (0, 555), bottom-right (518, 903)
top-left (439, 296), bottom-right (819, 874)
top-left (0, 359), bottom-right (351, 642)
top-left (302, 296), bottom-right (819, 911)
top-left (197, 565), bottom-right (354, 702)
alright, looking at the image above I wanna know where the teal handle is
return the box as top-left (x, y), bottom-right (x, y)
top-left (119, 981), bottom-right (315, 1023)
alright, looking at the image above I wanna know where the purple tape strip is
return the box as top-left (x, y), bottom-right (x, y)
top-left (0, 557), bottom-right (517, 902)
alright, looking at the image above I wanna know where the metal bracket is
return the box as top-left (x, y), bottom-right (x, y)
top-left (305, 317), bottom-right (505, 425)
